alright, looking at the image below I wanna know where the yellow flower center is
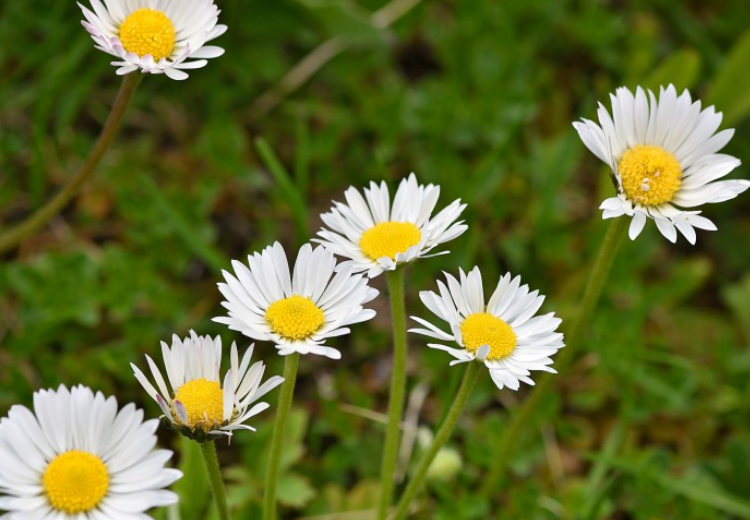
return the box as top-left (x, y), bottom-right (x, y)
top-left (174, 378), bottom-right (225, 430)
top-left (618, 145), bottom-right (682, 206)
top-left (119, 8), bottom-right (176, 60)
top-left (460, 312), bottom-right (517, 361)
top-left (43, 451), bottom-right (109, 514)
top-left (359, 222), bottom-right (422, 261)
top-left (265, 295), bottom-right (325, 340)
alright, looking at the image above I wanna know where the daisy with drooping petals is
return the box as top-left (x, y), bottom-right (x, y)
top-left (131, 331), bottom-right (284, 440)
top-left (214, 242), bottom-right (378, 360)
top-left (0, 385), bottom-right (181, 519)
top-left (410, 267), bottom-right (564, 391)
top-left (573, 84), bottom-right (750, 243)
top-left (78, 0), bottom-right (227, 80)
top-left (315, 173), bottom-right (468, 278)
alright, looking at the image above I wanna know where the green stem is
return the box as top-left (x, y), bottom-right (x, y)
top-left (391, 361), bottom-right (481, 520)
top-left (0, 73), bottom-right (143, 255)
top-left (480, 216), bottom-right (628, 497)
top-left (377, 268), bottom-right (408, 520)
top-left (263, 353), bottom-right (300, 520)
top-left (199, 440), bottom-right (231, 520)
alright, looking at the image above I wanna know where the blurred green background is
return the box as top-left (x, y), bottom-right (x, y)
top-left (2, 0), bottom-right (750, 518)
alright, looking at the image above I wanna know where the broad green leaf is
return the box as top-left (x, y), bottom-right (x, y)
top-left (643, 49), bottom-right (701, 92)
top-left (710, 29), bottom-right (750, 125)
top-left (276, 473), bottom-right (317, 508)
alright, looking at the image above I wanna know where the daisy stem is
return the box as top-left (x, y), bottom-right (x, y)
top-left (0, 73), bottom-right (142, 255)
top-left (390, 361), bottom-right (481, 520)
top-left (263, 352), bottom-right (300, 520)
top-left (199, 440), bottom-right (231, 520)
top-left (377, 267), bottom-right (409, 520)
top-left (479, 216), bottom-right (628, 498)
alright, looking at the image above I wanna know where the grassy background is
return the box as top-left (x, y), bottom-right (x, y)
top-left (2, 0), bottom-right (750, 518)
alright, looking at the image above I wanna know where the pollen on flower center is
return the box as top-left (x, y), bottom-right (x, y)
top-left (119, 8), bottom-right (176, 61)
top-left (460, 312), bottom-right (517, 361)
top-left (43, 451), bottom-right (109, 514)
top-left (265, 295), bottom-right (325, 340)
top-left (359, 221), bottom-right (422, 261)
top-left (618, 145), bottom-right (682, 206)
top-left (174, 378), bottom-right (225, 430)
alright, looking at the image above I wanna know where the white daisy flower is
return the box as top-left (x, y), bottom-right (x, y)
top-left (131, 331), bottom-right (284, 440)
top-left (0, 385), bottom-right (181, 519)
top-left (573, 84), bottom-right (750, 244)
top-left (214, 242), bottom-right (378, 360)
top-left (410, 267), bottom-right (564, 391)
top-left (78, 0), bottom-right (227, 80)
top-left (315, 173), bottom-right (468, 278)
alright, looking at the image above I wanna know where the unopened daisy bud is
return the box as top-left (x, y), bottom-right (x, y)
top-left (415, 427), bottom-right (463, 482)
top-left (78, 0), bottom-right (227, 80)
top-left (573, 84), bottom-right (750, 244)
top-left (131, 331), bottom-right (284, 441)
top-left (315, 173), bottom-right (468, 278)
top-left (0, 385), bottom-right (181, 519)
top-left (214, 242), bottom-right (379, 359)
top-left (410, 267), bottom-right (565, 391)
top-left (426, 447), bottom-right (463, 482)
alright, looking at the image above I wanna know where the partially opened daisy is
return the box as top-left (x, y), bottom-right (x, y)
top-left (214, 242), bottom-right (378, 359)
top-left (0, 385), bottom-right (181, 519)
top-left (410, 267), bottom-right (564, 391)
top-left (315, 173), bottom-right (468, 278)
top-left (573, 84), bottom-right (750, 243)
top-left (131, 331), bottom-right (284, 440)
top-left (78, 0), bottom-right (227, 80)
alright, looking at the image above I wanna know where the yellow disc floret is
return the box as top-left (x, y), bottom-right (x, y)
top-left (119, 8), bottom-right (176, 60)
top-left (359, 222), bottom-right (422, 261)
top-left (618, 145), bottom-right (682, 206)
top-left (174, 378), bottom-right (225, 430)
top-left (265, 295), bottom-right (325, 340)
top-left (460, 312), bottom-right (517, 361)
top-left (43, 451), bottom-right (109, 514)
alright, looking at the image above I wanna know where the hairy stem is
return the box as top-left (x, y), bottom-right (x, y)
top-left (391, 361), bottom-right (481, 520)
top-left (200, 440), bottom-right (231, 520)
top-left (377, 268), bottom-right (408, 519)
top-left (263, 353), bottom-right (301, 520)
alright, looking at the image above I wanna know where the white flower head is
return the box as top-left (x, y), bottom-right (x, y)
top-left (410, 267), bottom-right (564, 391)
top-left (78, 0), bottom-right (227, 80)
top-left (573, 84), bottom-right (750, 244)
top-left (131, 331), bottom-right (284, 441)
top-left (0, 385), bottom-right (181, 519)
top-left (315, 173), bottom-right (468, 278)
top-left (214, 242), bottom-right (379, 360)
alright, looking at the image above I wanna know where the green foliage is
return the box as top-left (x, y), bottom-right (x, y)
top-left (710, 28), bottom-right (750, 126)
top-left (1, 0), bottom-right (750, 519)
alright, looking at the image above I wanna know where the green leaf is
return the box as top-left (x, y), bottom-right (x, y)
top-left (710, 28), bottom-right (750, 125)
top-left (276, 473), bottom-right (317, 508)
top-left (643, 49), bottom-right (701, 92)
top-left (294, 0), bottom-right (385, 45)
top-left (723, 272), bottom-right (750, 337)
top-left (254, 137), bottom-right (309, 246)
top-left (588, 453), bottom-right (750, 518)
